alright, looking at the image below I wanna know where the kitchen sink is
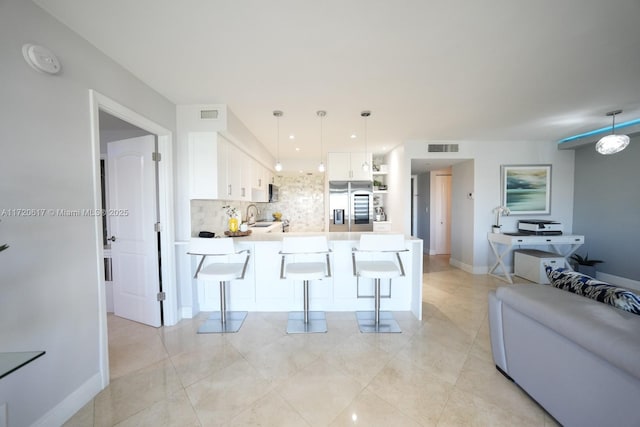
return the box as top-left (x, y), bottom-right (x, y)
top-left (250, 223), bottom-right (273, 228)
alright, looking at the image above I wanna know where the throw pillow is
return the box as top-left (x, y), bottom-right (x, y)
top-left (545, 266), bottom-right (640, 316)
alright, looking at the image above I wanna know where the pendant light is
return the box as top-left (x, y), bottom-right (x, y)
top-left (273, 110), bottom-right (283, 171)
top-left (361, 110), bottom-right (371, 171)
top-left (596, 110), bottom-right (630, 155)
top-left (317, 110), bottom-right (326, 172)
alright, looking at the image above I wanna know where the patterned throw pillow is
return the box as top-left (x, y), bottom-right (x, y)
top-left (545, 266), bottom-right (640, 316)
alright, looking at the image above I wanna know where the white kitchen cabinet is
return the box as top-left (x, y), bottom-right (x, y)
top-left (188, 132), bottom-right (228, 199)
top-left (327, 152), bottom-right (372, 181)
top-left (236, 147), bottom-right (253, 201)
top-left (224, 142), bottom-right (240, 200)
top-left (189, 132), bottom-right (254, 201)
top-left (251, 162), bottom-right (272, 202)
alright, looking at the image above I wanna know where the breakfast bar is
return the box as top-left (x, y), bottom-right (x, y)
top-left (191, 232), bottom-right (424, 320)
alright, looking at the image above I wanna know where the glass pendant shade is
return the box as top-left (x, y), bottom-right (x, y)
top-left (318, 162), bottom-right (325, 172)
top-left (596, 134), bottom-right (630, 155)
top-left (596, 110), bottom-right (630, 155)
top-left (275, 161), bottom-right (283, 172)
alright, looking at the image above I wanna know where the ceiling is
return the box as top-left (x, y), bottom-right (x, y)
top-left (35, 0), bottom-right (640, 171)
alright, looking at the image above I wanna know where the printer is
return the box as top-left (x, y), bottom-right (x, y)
top-left (518, 220), bottom-right (563, 235)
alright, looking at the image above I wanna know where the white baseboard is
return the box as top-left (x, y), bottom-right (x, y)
top-left (449, 258), bottom-right (496, 275)
top-left (180, 307), bottom-right (194, 319)
top-left (596, 272), bottom-right (640, 292)
top-left (32, 372), bottom-right (102, 427)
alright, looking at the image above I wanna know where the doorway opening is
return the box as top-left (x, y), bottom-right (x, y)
top-left (410, 158), bottom-right (472, 259)
top-left (90, 90), bottom-right (175, 387)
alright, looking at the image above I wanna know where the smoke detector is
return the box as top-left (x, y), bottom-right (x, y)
top-left (22, 44), bottom-right (61, 75)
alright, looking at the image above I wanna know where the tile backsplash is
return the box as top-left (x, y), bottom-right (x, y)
top-left (190, 173), bottom-right (326, 236)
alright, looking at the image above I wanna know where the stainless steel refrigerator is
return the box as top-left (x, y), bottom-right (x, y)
top-left (329, 181), bottom-right (373, 232)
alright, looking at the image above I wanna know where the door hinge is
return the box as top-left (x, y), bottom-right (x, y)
top-left (154, 222), bottom-right (162, 232)
top-left (157, 291), bottom-right (166, 302)
top-left (152, 152), bottom-right (161, 161)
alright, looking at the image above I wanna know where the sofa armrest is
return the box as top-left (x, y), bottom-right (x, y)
top-left (488, 290), bottom-right (508, 373)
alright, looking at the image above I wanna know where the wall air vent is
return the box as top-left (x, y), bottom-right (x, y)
top-left (200, 109), bottom-right (219, 120)
top-left (428, 144), bottom-right (459, 152)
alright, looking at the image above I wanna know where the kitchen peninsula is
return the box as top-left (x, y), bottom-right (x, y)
top-left (190, 233), bottom-right (423, 320)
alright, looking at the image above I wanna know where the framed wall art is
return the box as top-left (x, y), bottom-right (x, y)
top-left (501, 164), bottom-right (551, 215)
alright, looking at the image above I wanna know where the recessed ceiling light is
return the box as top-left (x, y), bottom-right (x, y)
top-left (295, 147), bottom-right (300, 151)
top-left (289, 134), bottom-right (295, 140)
top-left (350, 133), bottom-right (357, 139)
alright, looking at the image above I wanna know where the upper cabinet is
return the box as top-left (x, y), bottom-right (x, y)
top-left (189, 131), bottom-right (273, 202)
top-left (251, 163), bottom-right (274, 203)
top-left (181, 104), bottom-right (276, 202)
top-left (327, 152), bottom-right (372, 181)
top-left (188, 132), bottom-right (226, 199)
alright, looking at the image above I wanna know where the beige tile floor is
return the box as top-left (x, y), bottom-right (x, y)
top-left (65, 255), bottom-right (559, 426)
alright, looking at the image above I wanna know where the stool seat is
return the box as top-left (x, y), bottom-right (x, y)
top-left (285, 262), bottom-right (327, 280)
top-left (198, 263), bottom-right (247, 281)
top-left (356, 261), bottom-right (401, 279)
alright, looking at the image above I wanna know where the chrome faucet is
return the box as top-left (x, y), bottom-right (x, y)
top-left (246, 204), bottom-right (259, 225)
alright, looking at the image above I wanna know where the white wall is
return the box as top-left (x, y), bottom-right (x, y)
top-left (450, 161), bottom-right (475, 270)
top-left (402, 140), bottom-right (575, 273)
top-left (0, 1), bottom-right (176, 426)
top-left (383, 145), bottom-right (405, 233)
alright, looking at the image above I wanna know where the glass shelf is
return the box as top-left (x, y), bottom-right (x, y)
top-left (0, 351), bottom-right (45, 380)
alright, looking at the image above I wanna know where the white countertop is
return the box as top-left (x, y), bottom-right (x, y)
top-left (230, 231), bottom-right (419, 242)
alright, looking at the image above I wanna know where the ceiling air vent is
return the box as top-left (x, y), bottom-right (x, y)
top-left (428, 144), bottom-right (459, 153)
top-left (200, 109), bottom-right (219, 120)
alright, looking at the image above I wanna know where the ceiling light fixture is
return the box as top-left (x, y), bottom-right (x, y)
top-left (361, 110), bottom-right (371, 171)
top-left (596, 110), bottom-right (630, 155)
top-left (273, 110), bottom-right (283, 171)
top-left (317, 110), bottom-right (326, 173)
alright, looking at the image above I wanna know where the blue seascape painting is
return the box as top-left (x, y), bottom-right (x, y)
top-left (503, 166), bottom-right (550, 213)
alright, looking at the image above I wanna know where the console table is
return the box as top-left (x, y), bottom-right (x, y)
top-left (488, 233), bottom-right (585, 283)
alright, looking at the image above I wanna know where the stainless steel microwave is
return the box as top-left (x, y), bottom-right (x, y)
top-left (269, 184), bottom-right (279, 202)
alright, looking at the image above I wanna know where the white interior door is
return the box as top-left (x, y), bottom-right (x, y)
top-left (434, 174), bottom-right (452, 255)
top-left (107, 136), bottom-right (161, 327)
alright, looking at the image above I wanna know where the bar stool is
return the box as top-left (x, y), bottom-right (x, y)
top-left (188, 237), bottom-right (250, 333)
top-left (352, 234), bottom-right (407, 333)
top-left (280, 236), bottom-right (332, 334)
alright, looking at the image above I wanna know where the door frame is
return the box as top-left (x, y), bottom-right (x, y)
top-left (89, 90), bottom-right (176, 387)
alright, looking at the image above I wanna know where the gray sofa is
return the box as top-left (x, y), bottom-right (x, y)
top-left (489, 284), bottom-right (640, 427)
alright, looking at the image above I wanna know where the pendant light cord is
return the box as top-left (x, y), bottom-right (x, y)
top-left (273, 110), bottom-right (283, 171)
top-left (361, 110), bottom-right (371, 170)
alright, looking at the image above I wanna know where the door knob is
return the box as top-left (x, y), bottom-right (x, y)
top-left (108, 236), bottom-right (116, 242)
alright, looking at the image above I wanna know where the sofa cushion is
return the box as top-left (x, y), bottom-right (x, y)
top-left (496, 284), bottom-right (640, 379)
top-left (545, 267), bottom-right (640, 316)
